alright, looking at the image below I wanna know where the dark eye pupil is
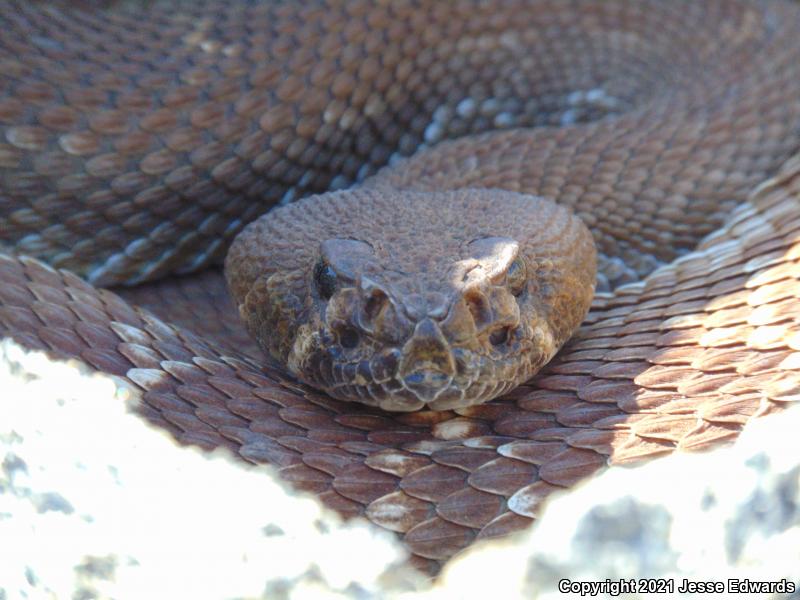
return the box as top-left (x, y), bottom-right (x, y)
top-left (490, 326), bottom-right (510, 346)
top-left (314, 261), bottom-right (337, 299)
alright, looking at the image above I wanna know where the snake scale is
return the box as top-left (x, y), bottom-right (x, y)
top-left (2, 0), bottom-right (800, 572)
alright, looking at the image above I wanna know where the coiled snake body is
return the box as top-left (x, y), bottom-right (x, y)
top-left (2, 0), bottom-right (800, 570)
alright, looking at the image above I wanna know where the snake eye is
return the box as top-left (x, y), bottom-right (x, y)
top-left (314, 260), bottom-right (337, 300)
top-left (489, 326), bottom-right (510, 346)
top-left (506, 258), bottom-right (526, 296)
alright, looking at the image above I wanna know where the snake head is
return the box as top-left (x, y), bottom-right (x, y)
top-left (225, 188), bottom-right (596, 412)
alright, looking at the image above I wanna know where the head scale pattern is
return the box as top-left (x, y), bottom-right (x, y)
top-left (226, 187), bottom-right (596, 411)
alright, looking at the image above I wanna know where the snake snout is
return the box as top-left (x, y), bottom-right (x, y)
top-left (398, 318), bottom-right (456, 402)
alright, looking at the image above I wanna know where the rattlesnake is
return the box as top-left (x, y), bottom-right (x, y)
top-left (2, 0), bottom-right (800, 572)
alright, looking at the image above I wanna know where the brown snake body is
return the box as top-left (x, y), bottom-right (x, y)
top-left (2, 0), bottom-right (800, 572)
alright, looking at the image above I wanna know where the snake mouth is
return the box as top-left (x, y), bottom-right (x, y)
top-left (401, 368), bottom-right (454, 403)
top-left (309, 333), bottom-right (533, 406)
top-left (396, 318), bottom-right (457, 403)
top-left (290, 293), bottom-right (566, 411)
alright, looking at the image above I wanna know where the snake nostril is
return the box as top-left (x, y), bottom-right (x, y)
top-left (339, 326), bottom-right (360, 349)
top-left (363, 289), bottom-right (388, 322)
top-left (489, 326), bottom-right (511, 346)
